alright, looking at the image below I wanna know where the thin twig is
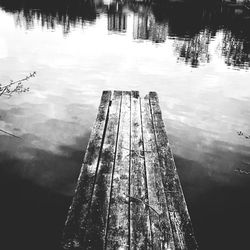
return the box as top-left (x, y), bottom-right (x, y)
top-left (237, 131), bottom-right (250, 139)
top-left (126, 194), bottom-right (161, 216)
top-left (0, 71), bottom-right (36, 97)
top-left (0, 129), bottom-right (22, 139)
top-left (0, 72), bottom-right (36, 139)
top-left (126, 194), bottom-right (164, 234)
top-left (122, 146), bottom-right (151, 158)
top-left (234, 168), bottom-right (250, 175)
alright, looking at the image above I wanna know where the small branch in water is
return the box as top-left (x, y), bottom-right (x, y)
top-left (0, 72), bottom-right (36, 140)
top-left (0, 71), bottom-right (36, 97)
top-left (0, 129), bottom-right (22, 139)
top-left (237, 131), bottom-right (250, 139)
top-left (234, 168), bottom-right (250, 175)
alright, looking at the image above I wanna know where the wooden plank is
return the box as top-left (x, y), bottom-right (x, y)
top-left (84, 91), bottom-right (122, 249)
top-left (149, 92), bottom-right (198, 249)
top-left (62, 90), bottom-right (197, 250)
top-left (141, 95), bottom-right (175, 249)
top-left (62, 91), bottom-right (112, 249)
top-left (130, 91), bottom-right (151, 249)
top-left (105, 91), bottom-right (131, 249)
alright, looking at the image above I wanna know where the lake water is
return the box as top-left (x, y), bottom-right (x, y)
top-left (0, 0), bottom-right (250, 249)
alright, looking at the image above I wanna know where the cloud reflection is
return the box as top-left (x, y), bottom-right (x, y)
top-left (0, 133), bottom-right (90, 195)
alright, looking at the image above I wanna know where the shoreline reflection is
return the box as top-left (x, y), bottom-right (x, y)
top-left (0, 0), bottom-right (250, 69)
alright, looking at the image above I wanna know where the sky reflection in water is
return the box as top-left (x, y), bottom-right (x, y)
top-left (0, 0), bottom-right (250, 249)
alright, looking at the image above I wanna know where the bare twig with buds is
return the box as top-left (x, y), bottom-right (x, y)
top-left (0, 71), bottom-right (36, 97)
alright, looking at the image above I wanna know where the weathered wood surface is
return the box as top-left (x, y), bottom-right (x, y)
top-left (141, 96), bottom-right (175, 249)
top-left (62, 91), bottom-right (198, 250)
top-left (130, 91), bottom-right (151, 249)
top-left (149, 92), bottom-right (197, 249)
top-left (84, 91), bottom-right (122, 249)
top-left (106, 91), bottom-right (130, 249)
top-left (62, 91), bottom-right (111, 249)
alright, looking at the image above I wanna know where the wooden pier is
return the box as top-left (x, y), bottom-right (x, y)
top-left (62, 91), bottom-right (197, 250)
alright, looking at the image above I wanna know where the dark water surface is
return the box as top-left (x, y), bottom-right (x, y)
top-left (0, 0), bottom-right (250, 249)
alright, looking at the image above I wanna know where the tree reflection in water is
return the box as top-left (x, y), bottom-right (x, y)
top-left (0, 0), bottom-right (99, 34)
top-left (222, 30), bottom-right (250, 69)
top-left (174, 29), bottom-right (212, 67)
top-left (1, 0), bottom-right (250, 68)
